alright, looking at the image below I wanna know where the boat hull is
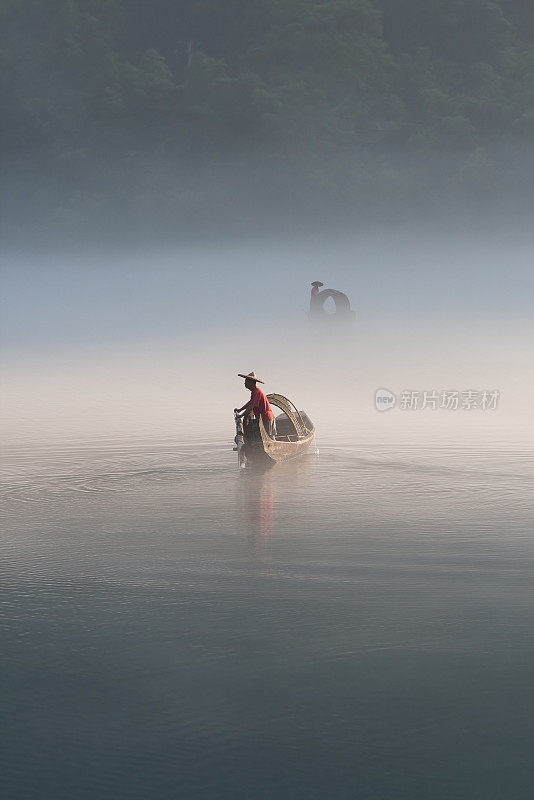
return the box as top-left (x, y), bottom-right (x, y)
top-left (243, 416), bottom-right (315, 465)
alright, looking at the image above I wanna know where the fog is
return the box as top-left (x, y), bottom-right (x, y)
top-left (2, 230), bottom-right (533, 456)
top-left (4, 148), bottom-right (534, 253)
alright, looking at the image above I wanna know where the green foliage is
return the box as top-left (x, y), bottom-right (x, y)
top-left (2, 0), bottom-right (533, 158)
top-left (1, 0), bottom-right (533, 237)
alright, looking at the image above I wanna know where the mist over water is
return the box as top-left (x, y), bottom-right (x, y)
top-left (2, 231), bottom-right (534, 799)
top-left (2, 231), bottom-right (533, 446)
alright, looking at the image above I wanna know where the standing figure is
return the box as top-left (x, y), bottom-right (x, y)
top-left (310, 281), bottom-right (323, 309)
top-left (234, 372), bottom-right (277, 439)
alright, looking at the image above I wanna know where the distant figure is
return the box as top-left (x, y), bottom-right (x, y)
top-left (234, 372), bottom-right (277, 438)
top-left (309, 282), bottom-right (354, 322)
top-left (310, 281), bottom-right (324, 308)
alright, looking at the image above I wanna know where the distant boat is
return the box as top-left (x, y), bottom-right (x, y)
top-left (235, 394), bottom-right (315, 466)
top-left (309, 287), bottom-right (355, 322)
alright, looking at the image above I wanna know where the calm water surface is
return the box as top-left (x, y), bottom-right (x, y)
top-left (2, 429), bottom-right (533, 800)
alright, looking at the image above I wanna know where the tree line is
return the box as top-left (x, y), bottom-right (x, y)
top-left (2, 0), bottom-right (533, 238)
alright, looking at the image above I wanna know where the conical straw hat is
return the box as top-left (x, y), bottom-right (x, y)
top-left (237, 371), bottom-right (265, 384)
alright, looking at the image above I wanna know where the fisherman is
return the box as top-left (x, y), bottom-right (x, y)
top-left (234, 372), bottom-right (277, 438)
top-left (310, 281), bottom-right (323, 308)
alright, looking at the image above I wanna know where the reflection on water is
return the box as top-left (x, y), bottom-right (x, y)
top-left (1, 426), bottom-right (534, 800)
top-left (242, 466), bottom-right (277, 552)
top-left (240, 457), bottom-right (317, 553)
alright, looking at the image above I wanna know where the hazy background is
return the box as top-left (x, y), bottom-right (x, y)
top-left (2, 3), bottom-right (534, 799)
top-left (2, 231), bottom-right (533, 452)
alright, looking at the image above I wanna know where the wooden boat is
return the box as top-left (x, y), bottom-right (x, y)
top-left (235, 393), bottom-right (315, 466)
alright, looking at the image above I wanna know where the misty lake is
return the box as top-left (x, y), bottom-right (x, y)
top-left (1, 235), bottom-right (533, 799)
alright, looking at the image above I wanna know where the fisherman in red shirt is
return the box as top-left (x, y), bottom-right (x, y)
top-left (234, 372), bottom-right (277, 438)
